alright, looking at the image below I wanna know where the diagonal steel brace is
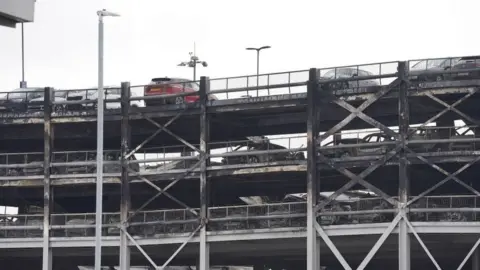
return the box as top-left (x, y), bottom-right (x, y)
top-left (356, 212), bottom-right (402, 270)
top-left (160, 225), bottom-right (202, 269)
top-left (121, 225), bottom-right (202, 270)
top-left (314, 146), bottom-right (402, 212)
top-left (122, 227), bottom-right (159, 269)
top-left (314, 212), bottom-right (402, 270)
top-left (315, 222), bottom-right (352, 270)
top-left (456, 236), bottom-right (480, 270)
top-left (126, 110), bottom-right (186, 159)
top-left (146, 116), bottom-right (201, 153)
top-left (318, 78), bottom-right (400, 143)
top-left (426, 92), bottom-right (480, 126)
top-left (405, 148), bottom-right (480, 206)
top-left (127, 167), bottom-right (198, 215)
top-left (407, 89), bottom-right (477, 137)
top-left (404, 217), bottom-right (442, 270)
top-left (333, 99), bottom-right (399, 139)
top-left (126, 159), bottom-right (204, 223)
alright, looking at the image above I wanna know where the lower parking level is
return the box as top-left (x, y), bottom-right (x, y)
top-left (1, 224), bottom-right (480, 270)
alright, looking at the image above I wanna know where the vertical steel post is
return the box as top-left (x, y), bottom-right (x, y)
top-left (42, 87), bottom-right (53, 270)
top-left (398, 61), bottom-right (411, 270)
top-left (20, 23), bottom-right (27, 88)
top-left (119, 82), bottom-right (131, 270)
top-left (199, 76), bottom-right (210, 270)
top-left (473, 247), bottom-right (480, 270)
top-left (256, 50), bottom-right (260, 96)
top-left (307, 68), bottom-right (320, 270)
top-left (95, 14), bottom-right (105, 270)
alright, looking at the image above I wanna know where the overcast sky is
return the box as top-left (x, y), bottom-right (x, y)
top-left (0, 0), bottom-right (479, 90)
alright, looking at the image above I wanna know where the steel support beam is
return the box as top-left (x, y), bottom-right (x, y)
top-left (119, 82), bottom-right (131, 270)
top-left (199, 76), bottom-right (210, 270)
top-left (398, 61), bottom-right (411, 270)
top-left (42, 87), bottom-right (53, 270)
top-left (473, 246), bottom-right (480, 270)
top-left (307, 68), bottom-right (320, 270)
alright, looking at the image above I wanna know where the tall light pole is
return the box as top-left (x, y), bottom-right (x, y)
top-left (246, 46), bottom-right (271, 96)
top-left (20, 22), bottom-right (26, 88)
top-left (95, 9), bottom-right (119, 270)
top-left (178, 43), bottom-right (208, 81)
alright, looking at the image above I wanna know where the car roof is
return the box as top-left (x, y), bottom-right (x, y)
top-left (12, 87), bottom-right (44, 92)
top-left (151, 77), bottom-right (190, 83)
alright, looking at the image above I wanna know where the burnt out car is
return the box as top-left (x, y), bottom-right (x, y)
top-left (319, 138), bottom-right (364, 158)
top-left (319, 134), bottom-right (394, 158)
top-left (318, 67), bottom-right (379, 91)
top-left (221, 136), bottom-right (305, 165)
top-left (408, 128), bottom-right (441, 152)
top-left (450, 56), bottom-right (480, 80)
top-left (409, 58), bottom-right (459, 82)
top-left (6, 151), bottom-right (141, 177)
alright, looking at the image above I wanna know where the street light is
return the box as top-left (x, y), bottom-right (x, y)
top-left (178, 43), bottom-right (208, 81)
top-left (95, 9), bottom-right (119, 270)
top-left (20, 22), bottom-right (26, 88)
top-left (246, 45), bottom-right (271, 96)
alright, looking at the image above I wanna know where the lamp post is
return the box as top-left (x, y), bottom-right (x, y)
top-left (95, 9), bottom-right (119, 270)
top-left (178, 43), bottom-right (208, 81)
top-left (20, 22), bottom-right (26, 88)
top-left (246, 46), bottom-right (271, 96)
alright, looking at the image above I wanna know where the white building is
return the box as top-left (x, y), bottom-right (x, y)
top-left (0, 0), bottom-right (35, 28)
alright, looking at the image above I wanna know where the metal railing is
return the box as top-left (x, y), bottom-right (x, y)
top-left (1, 195), bottom-right (479, 238)
top-left (0, 126), bottom-right (480, 179)
top-left (0, 55), bottom-right (479, 118)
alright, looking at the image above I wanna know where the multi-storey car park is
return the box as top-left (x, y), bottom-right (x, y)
top-left (2, 56), bottom-right (480, 270)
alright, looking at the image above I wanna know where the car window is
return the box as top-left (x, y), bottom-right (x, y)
top-left (411, 60), bottom-right (427, 70)
top-left (338, 69), bottom-right (353, 78)
top-left (106, 89), bottom-right (121, 95)
top-left (358, 70), bottom-right (371, 77)
top-left (364, 135), bottom-right (376, 142)
top-left (28, 91), bottom-right (44, 100)
top-left (190, 82), bottom-right (200, 91)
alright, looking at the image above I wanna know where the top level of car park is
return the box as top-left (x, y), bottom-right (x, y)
top-left (0, 55), bottom-right (478, 120)
top-left (0, 55), bottom-right (479, 152)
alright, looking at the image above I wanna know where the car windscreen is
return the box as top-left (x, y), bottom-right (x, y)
top-left (8, 89), bottom-right (43, 100)
top-left (323, 69), bottom-right (352, 78)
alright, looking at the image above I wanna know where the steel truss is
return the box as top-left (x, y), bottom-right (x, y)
top-left (119, 77), bottom-right (210, 270)
top-left (37, 78), bottom-right (211, 270)
top-left (30, 61), bottom-right (480, 269)
top-left (309, 62), bottom-right (480, 270)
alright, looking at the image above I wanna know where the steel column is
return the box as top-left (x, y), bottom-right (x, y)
top-left (307, 68), bottom-right (320, 270)
top-left (398, 61), bottom-right (411, 270)
top-left (42, 87), bottom-right (53, 270)
top-left (199, 76), bottom-right (210, 270)
top-left (119, 82), bottom-right (131, 270)
top-left (95, 15), bottom-right (105, 270)
top-left (473, 247), bottom-right (480, 270)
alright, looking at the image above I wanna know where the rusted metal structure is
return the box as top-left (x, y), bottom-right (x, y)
top-left (1, 57), bottom-right (480, 269)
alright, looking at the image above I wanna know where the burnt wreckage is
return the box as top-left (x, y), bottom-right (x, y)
top-left (1, 56), bottom-right (480, 270)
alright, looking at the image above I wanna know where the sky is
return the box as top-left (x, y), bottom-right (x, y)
top-left (0, 0), bottom-right (478, 212)
top-left (1, 0), bottom-right (480, 91)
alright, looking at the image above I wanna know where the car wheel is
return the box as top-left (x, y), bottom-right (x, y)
top-left (53, 104), bottom-right (64, 113)
top-left (435, 75), bottom-right (444, 82)
top-left (248, 156), bottom-right (259, 164)
top-left (175, 96), bottom-right (184, 104)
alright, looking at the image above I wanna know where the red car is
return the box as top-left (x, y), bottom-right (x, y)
top-left (144, 77), bottom-right (217, 106)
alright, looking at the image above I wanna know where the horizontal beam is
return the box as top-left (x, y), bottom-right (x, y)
top-left (1, 222), bottom-right (480, 249)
